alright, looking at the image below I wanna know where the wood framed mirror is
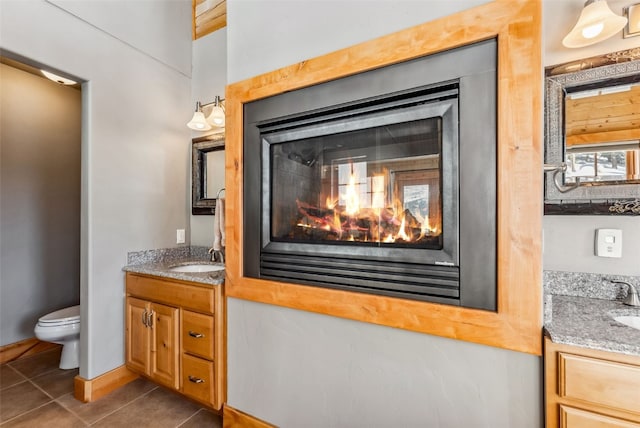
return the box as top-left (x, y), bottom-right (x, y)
top-left (544, 49), bottom-right (640, 215)
top-left (192, 134), bottom-right (225, 215)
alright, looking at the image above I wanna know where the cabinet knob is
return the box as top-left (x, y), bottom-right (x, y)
top-left (188, 375), bottom-right (205, 384)
top-left (188, 331), bottom-right (204, 338)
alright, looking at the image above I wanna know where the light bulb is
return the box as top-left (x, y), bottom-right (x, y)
top-left (187, 111), bottom-right (212, 131)
top-left (582, 22), bottom-right (604, 38)
top-left (206, 106), bottom-right (225, 127)
top-left (562, 0), bottom-right (628, 48)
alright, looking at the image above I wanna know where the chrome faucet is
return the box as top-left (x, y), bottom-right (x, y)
top-left (208, 247), bottom-right (225, 263)
top-left (611, 280), bottom-right (640, 307)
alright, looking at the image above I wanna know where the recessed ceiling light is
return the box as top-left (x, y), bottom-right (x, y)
top-left (41, 69), bottom-right (77, 85)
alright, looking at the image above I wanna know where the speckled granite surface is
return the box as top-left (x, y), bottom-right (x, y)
top-left (126, 246), bottom-right (210, 265)
top-left (124, 246), bottom-right (224, 286)
top-left (543, 270), bottom-right (633, 300)
top-left (544, 270), bottom-right (640, 357)
top-left (544, 295), bottom-right (640, 356)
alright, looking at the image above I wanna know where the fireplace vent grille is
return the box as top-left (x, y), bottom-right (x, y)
top-left (260, 253), bottom-right (460, 303)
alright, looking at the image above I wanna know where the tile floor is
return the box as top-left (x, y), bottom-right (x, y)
top-left (0, 348), bottom-right (222, 427)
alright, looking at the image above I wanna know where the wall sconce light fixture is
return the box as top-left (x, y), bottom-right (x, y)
top-left (562, 0), bottom-right (628, 48)
top-left (187, 95), bottom-right (225, 131)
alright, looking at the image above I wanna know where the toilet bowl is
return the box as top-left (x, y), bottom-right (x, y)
top-left (34, 305), bottom-right (80, 370)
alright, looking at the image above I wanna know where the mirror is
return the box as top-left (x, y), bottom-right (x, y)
top-left (545, 50), bottom-right (640, 215)
top-left (192, 134), bottom-right (225, 215)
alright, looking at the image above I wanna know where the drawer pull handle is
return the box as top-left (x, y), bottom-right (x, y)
top-left (188, 331), bottom-right (204, 338)
top-left (188, 376), bottom-right (205, 384)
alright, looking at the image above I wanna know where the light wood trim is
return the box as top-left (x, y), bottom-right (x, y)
top-left (545, 337), bottom-right (640, 427)
top-left (225, 0), bottom-right (542, 355)
top-left (0, 338), bottom-right (60, 364)
top-left (126, 273), bottom-right (215, 314)
top-left (223, 404), bottom-right (277, 428)
top-left (73, 365), bottom-right (139, 403)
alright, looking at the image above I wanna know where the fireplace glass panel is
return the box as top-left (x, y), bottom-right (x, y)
top-left (270, 118), bottom-right (443, 250)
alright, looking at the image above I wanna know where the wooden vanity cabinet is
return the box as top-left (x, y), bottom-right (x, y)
top-left (545, 337), bottom-right (640, 428)
top-left (125, 273), bottom-right (225, 410)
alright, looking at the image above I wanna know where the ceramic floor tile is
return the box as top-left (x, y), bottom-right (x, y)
top-left (31, 367), bottom-right (78, 399)
top-left (0, 381), bottom-right (51, 423)
top-left (1, 402), bottom-right (86, 428)
top-left (0, 365), bottom-right (26, 390)
top-left (177, 408), bottom-right (222, 428)
top-left (56, 378), bottom-right (158, 425)
top-left (91, 387), bottom-right (200, 428)
top-left (8, 348), bottom-right (62, 379)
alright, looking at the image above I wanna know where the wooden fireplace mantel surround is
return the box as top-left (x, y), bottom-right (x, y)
top-left (225, 0), bottom-right (542, 355)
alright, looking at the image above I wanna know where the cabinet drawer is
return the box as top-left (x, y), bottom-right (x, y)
top-left (126, 274), bottom-right (214, 314)
top-left (182, 310), bottom-right (214, 360)
top-left (182, 354), bottom-right (214, 406)
top-left (559, 352), bottom-right (640, 415)
top-left (560, 405), bottom-right (640, 428)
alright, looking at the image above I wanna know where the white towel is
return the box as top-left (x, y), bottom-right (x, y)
top-left (213, 197), bottom-right (225, 251)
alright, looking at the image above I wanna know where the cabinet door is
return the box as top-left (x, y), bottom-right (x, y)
top-left (125, 297), bottom-right (150, 375)
top-left (149, 302), bottom-right (179, 389)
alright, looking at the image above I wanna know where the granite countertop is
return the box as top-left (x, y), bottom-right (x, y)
top-left (544, 294), bottom-right (640, 357)
top-left (123, 260), bottom-right (224, 286)
top-left (122, 246), bottom-right (224, 286)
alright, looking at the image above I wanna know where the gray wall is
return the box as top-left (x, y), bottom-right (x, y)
top-left (225, 1), bottom-right (542, 427)
top-left (190, 29), bottom-right (227, 247)
top-left (0, 63), bottom-right (81, 346)
top-left (542, 0), bottom-right (640, 277)
top-left (1, 0), bottom-right (192, 379)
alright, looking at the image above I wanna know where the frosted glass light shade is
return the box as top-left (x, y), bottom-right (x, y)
top-left (562, 0), bottom-right (628, 48)
top-left (206, 105), bottom-right (225, 127)
top-left (187, 111), bottom-right (212, 131)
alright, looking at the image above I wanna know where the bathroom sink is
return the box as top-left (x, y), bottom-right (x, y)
top-left (614, 315), bottom-right (640, 331)
top-left (168, 264), bottom-right (224, 273)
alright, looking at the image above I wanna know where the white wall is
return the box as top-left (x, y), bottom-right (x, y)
top-left (0, 63), bottom-right (81, 346)
top-left (543, 0), bottom-right (640, 275)
top-left (225, 1), bottom-right (542, 427)
top-left (190, 29), bottom-right (227, 247)
top-left (1, 0), bottom-right (192, 379)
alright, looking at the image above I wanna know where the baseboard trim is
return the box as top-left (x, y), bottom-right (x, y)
top-left (74, 365), bottom-right (139, 403)
top-left (0, 338), bottom-right (60, 364)
top-left (223, 404), bottom-right (277, 428)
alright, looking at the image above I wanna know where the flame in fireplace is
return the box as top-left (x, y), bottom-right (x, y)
top-left (295, 168), bottom-right (441, 245)
top-left (342, 174), bottom-right (360, 217)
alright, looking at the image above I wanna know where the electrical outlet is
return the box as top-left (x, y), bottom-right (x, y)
top-left (176, 229), bottom-right (185, 244)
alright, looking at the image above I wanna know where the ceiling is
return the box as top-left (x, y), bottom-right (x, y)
top-left (193, 0), bottom-right (226, 40)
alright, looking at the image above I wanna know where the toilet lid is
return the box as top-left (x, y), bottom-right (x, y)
top-left (38, 305), bottom-right (80, 324)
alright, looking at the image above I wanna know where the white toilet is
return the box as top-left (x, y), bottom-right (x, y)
top-left (34, 305), bottom-right (80, 370)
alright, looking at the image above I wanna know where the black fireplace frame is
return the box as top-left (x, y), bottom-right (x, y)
top-left (243, 39), bottom-right (497, 310)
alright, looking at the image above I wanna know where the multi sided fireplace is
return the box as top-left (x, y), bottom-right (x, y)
top-left (244, 39), bottom-right (497, 310)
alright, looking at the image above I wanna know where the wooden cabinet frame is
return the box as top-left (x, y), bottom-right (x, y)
top-left (545, 337), bottom-right (640, 427)
top-left (225, 0), bottom-right (542, 355)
